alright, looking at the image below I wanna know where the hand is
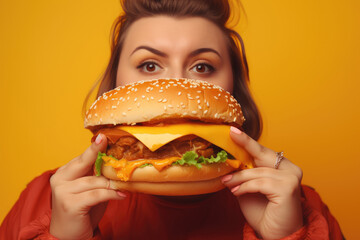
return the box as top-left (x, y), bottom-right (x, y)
top-left (222, 127), bottom-right (303, 240)
top-left (49, 134), bottom-right (126, 240)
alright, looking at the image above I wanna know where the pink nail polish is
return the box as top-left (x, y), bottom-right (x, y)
top-left (230, 126), bottom-right (242, 135)
top-left (95, 134), bottom-right (102, 145)
top-left (231, 185), bottom-right (240, 193)
top-left (222, 174), bottom-right (233, 183)
top-left (116, 191), bottom-right (127, 198)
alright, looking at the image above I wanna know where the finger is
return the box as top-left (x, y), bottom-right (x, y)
top-left (230, 127), bottom-right (300, 172)
top-left (230, 127), bottom-right (275, 168)
top-left (65, 176), bottom-right (110, 194)
top-left (222, 167), bottom-right (285, 188)
top-left (59, 134), bottom-right (108, 181)
top-left (230, 177), bottom-right (280, 198)
top-left (73, 189), bottom-right (126, 211)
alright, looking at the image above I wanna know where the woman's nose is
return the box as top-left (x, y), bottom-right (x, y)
top-left (167, 65), bottom-right (187, 79)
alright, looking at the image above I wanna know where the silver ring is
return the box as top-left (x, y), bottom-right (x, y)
top-left (274, 151), bottom-right (284, 169)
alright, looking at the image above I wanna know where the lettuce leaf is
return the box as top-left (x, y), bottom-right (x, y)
top-left (95, 152), bottom-right (106, 176)
top-left (173, 150), bottom-right (228, 169)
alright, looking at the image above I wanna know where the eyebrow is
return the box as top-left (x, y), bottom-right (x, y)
top-left (189, 48), bottom-right (222, 59)
top-left (130, 46), bottom-right (221, 59)
top-left (130, 46), bottom-right (168, 57)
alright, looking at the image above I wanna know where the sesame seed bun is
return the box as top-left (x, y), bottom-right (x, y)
top-left (84, 78), bottom-right (245, 128)
top-left (85, 78), bottom-right (249, 196)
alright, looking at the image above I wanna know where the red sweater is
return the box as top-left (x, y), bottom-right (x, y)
top-left (0, 170), bottom-right (344, 240)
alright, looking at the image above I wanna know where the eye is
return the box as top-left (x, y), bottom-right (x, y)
top-left (137, 61), bottom-right (162, 73)
top-left (191, 63), bottom-right (215, 74)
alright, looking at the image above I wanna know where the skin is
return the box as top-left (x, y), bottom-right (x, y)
top-left (50, 16), bottom-right (303, 240)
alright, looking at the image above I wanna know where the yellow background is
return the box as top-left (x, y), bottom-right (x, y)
top-left (1, 0), bottom-right (359, 238)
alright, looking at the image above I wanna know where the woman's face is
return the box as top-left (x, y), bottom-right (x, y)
top-left (116, 16), bottom-right (233, 92)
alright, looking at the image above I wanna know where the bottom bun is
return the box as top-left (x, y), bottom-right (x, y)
top-left (109, 177), bottom-right (226, 196)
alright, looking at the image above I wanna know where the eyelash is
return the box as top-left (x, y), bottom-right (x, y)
top-left (136, 61), bottom-right (216, 75)
top-left (136, 61), bottom-right (162, 73)
top-left (191, 63), bottom-right (215, 74)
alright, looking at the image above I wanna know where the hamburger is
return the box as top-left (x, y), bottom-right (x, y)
top-left (84, 78), bottom-right (253, 196)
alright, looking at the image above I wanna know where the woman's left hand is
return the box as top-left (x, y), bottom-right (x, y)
top-left (222, 127), bottom-right (303, 240)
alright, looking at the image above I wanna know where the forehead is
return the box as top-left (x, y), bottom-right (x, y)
top-left (122, 16), bottom-right (228, 52)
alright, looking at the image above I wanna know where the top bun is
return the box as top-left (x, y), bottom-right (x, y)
top-left (84, 78), bottom-right (245, 128)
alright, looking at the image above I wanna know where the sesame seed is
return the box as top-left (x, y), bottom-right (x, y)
top-left (134, 97), bottom-right (137, 102)
top-left (178, 92), bottom-right (181, 96)
top-left (128, 107), bottom-right (132, 111)
top-left (112, 106), bottom-right (117, 109)
top-left (214, 96), bottom-right (218, 100)
top-left (197, 100), bottom-right (201, 104)
top-left (142, 95), bottom-right (145, 99)
top-left (192, 111), bottom-right (197, 114)
top-left (162, 99), bottom-right (167, 103)
top-left (198, 105), bottom-right (202, 109)
top-left (159, 89), bottom-right (164, 93)
top-left (158, 99), bottom-right (162, 102)
top-left (204, 110), bottom-right (208, 114)
top-left (122, 112), bottom-right (126, 116)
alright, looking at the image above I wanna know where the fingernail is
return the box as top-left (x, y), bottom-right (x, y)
top-left (222, 174), bottom-right (233, 183)
top-left (230, 126), bottom-right (242, 135)
top-left (231, 185), bottom-right (240, 193)
top-left (116, 191), bottom-right (127, 198)
top-left (95, 134), bottom-right (102, 145)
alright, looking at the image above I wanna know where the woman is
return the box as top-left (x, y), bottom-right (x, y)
top-left (0, 0), bottom-right (343, 239)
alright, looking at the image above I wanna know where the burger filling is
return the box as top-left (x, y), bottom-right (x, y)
top-left (95, 134), bottom-right (232, 181)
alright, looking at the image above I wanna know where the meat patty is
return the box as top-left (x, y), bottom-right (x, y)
top-left (106, 135), bottom-right (218, 161)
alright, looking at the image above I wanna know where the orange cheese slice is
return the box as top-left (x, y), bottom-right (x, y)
top-left (117, 123), bottom-right (253, 168)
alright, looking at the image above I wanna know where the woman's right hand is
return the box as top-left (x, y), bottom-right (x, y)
top-left (49, 134), bottom-right (126, 240)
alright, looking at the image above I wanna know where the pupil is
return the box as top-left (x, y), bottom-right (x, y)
top-left (147, 64), bottom-right (155, 72)
top-left (197, 65), bottom-right (205, 72)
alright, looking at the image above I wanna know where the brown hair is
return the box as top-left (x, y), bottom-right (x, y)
top-left (84, 0), bottom-right (262, 140)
